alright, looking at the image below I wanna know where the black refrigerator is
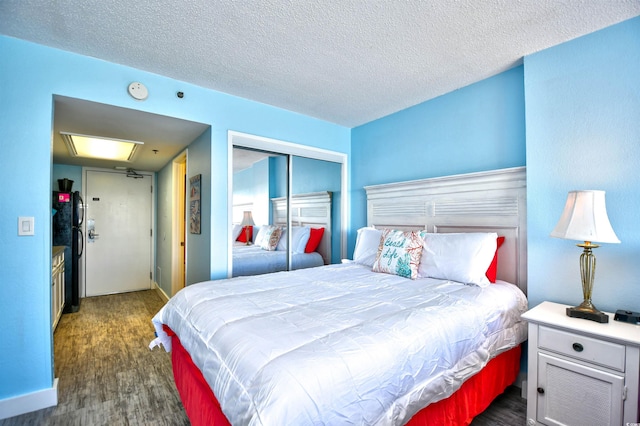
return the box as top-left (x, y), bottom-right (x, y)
top-left (53, 191), bottom-right (84, 313)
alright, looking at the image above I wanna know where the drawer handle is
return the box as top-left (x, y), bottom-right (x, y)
top-left (537, 387), bottom-right (545, 395)
top-left (572, 342), bottom-right (584, 352)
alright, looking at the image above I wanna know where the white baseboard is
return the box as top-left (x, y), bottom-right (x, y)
top-left (154, 281), bottom-right (170, 303)
top-left (0, 378), bottom-right (58, 420)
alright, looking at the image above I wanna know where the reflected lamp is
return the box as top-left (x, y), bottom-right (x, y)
top-left (241, 211), bottom-right (255, 245)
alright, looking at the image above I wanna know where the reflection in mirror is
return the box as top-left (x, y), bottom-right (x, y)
top-left (291, 156), bottom-right (342, 265)
top-left (231, 147), bottom-right (342, 277)
top-left (232, 147), bottom-right (287, 277)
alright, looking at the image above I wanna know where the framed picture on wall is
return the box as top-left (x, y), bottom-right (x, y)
top-left (189, 174), bottom-right (201, 234)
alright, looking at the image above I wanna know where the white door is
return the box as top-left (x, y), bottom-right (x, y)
top-left (84, 170), bottom-right (152, 296)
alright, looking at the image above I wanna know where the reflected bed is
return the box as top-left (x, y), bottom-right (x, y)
top-left (232, 242), bottom-right (324, 276)
top-left (231, 191), bottom-right (333, 277)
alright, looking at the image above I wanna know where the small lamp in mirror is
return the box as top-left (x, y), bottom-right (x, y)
top-left (551, 190), bottom-right (620, 323)
top-left (241, 211), bottom-right (255, 245)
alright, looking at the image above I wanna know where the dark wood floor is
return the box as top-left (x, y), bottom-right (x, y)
top-left (1, 290), bottom-right (526, 425)
top-left (1, 290), bottom-right (189, 426)
top-left (471, 385), bottom-right (526, 425)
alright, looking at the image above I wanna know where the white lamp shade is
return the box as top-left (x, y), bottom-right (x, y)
top-left (550, 190), bottom-right (620, 243)
top-left (240, 211), bottom-right (255, 227)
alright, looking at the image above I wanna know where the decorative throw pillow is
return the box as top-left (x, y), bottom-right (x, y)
top-left (259, 225), bottom-right (282, 251)
top-left (372, 229), bottom-right (423, 280)
top-left (305, 227), bottom-right (325, 253)
top-left (353, 227), bottom-right (383, 267)
top-left (486, 236), bottom-right (505, 283)
top-left (418, 232), bottom-right (497, 287)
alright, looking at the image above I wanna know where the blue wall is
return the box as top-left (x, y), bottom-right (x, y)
top-left (350, 66), bottom-right (527, 253)
top-left (0, 35), bottom-right (349, 403)
top-left (186, 128), bottom-right (213, 284)
top-left (292, 157), bottom-right (342, 197)
top-left (233, 166), bottom-right (260, 215)
top-left (524, 17), bottom-right (640, 312)
top-left (233, 157), bottom-right (273, 226)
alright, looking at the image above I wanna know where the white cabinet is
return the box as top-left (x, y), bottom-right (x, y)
top-left (523, 301), bottom-right (640, 426)
top-left (52, 246), bottom-right (65, 331)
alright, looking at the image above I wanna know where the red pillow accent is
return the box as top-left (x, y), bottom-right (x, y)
top-left (486, 236), bottom-right (505, 283)
top-left (305, 227), bottom-right (325, 253)
top-left (236, 226), bottom-right (253, 243)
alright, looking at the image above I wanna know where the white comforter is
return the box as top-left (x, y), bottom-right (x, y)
top-left (151, 263), bottom-right (527, 426)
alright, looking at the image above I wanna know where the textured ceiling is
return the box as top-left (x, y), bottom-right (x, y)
top-left (1, 1), bottom-right (638, 128)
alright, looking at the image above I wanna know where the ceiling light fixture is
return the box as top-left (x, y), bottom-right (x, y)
top-left (60, 132), bottom-right (143, 162)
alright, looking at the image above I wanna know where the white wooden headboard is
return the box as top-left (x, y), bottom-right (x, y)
top-left (272, 191), bottom-right (332, 265)
top-left (364, 167), bottom-right (527, 294)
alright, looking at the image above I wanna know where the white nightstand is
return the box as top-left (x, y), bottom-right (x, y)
top-left (522, 301), bottom-right (640, 426)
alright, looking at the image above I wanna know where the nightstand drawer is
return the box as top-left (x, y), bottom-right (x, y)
top-left (538, 325), bottom-right (626, 371)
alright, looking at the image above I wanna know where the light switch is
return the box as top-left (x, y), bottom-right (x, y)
top-left (18, 216), bottom-right (34, 236)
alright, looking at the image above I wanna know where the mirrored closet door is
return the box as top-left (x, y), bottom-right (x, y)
top-left (230, 140), bottom-right (344, 278)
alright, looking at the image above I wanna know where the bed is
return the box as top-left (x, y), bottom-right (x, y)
top-left (231, 192), bottom-right (332, 277)
top-left (151, 167), bottom-right (528, 425)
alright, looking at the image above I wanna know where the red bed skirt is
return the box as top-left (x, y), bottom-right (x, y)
top-left (165, 325), bottom-right (521, 426)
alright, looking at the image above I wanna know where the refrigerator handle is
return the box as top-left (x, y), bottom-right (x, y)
top-left (78, 194), bottom-right (85, 226)
top-left (78, 228), bottom-right (84, 257)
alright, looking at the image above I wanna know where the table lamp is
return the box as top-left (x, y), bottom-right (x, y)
top-left (241, 211), bottom-right (255, 245)
top-left (550, 190), bottom-right (620, 323)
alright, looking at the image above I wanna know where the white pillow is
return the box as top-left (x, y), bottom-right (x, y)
top-left (231, 224), bottom-right (243, 241)
top-left (254, 225), bottom-right (268, 246)
top-left (276, 229), bottom-right (287, 251)
top-left (418, 232), bottom-right (497, 287)
top-left (277, 226), bottom-right (311, 253)
top-left (352, 227), bottom-right (382, 267)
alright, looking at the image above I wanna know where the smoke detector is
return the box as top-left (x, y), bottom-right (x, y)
top-left (127, 82), bottom-right (148, 100)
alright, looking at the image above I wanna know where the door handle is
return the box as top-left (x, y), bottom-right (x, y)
top-left (87, 218), bottom-right (99, 242)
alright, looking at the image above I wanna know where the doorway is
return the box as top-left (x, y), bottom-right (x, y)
top-left (52, 95), bottom-right (211, 302)
top-left (171, 152), bottom-right (187, 296)
top-left (84, 169), bottom-right (153, 296)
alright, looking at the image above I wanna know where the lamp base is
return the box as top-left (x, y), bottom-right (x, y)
top-left (566, 306), bottom-right (609, 323)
